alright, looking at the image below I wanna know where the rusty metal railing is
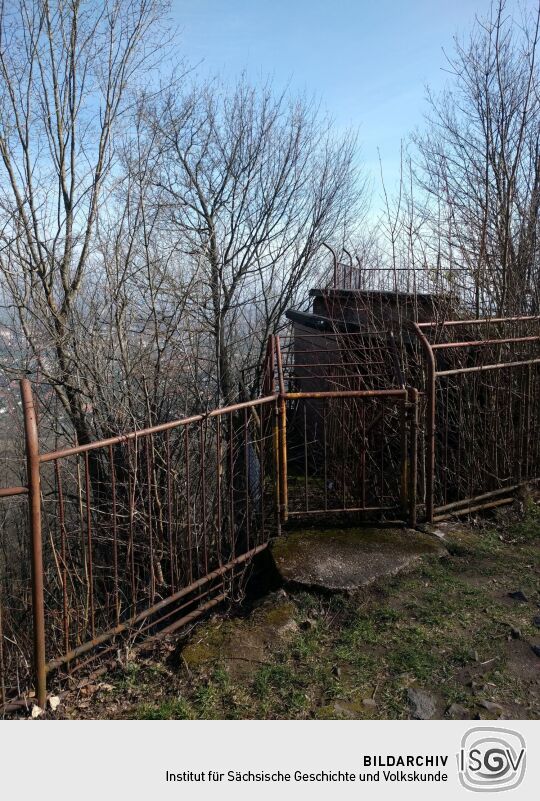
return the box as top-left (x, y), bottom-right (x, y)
top-left (412, 316), bottom-right (540, 522)
top-left (1, 383), bottom-right (281, 711)
top-left (1, 318), bottom-right (538, 711)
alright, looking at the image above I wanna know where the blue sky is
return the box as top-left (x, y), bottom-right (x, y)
top-left (171, 0), bottom-right (512, 194)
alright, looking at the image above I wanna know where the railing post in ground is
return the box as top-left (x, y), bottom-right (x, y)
top-left (407, 388), bottom-right (419, 528)
top-left (411, 324), bottom-right (436, 524)
top-left (278, 396), bottom-right (288, 524)
top-left (0, 600), bottom-right (5, 705)
top-left (274, 335), bottom-right (288, 524)
top-left (424, 360), bottom-right (436, 524)
top-left (399, 393), bottom-right (408, 517)
top-left (20, 379), bottom-right (46, 708)
top-left (273, 397), bottom-right (281, 536)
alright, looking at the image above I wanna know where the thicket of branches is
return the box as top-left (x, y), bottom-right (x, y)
top-left (410, 0), bottom-right (540, 314)
top-left (0, 0), bottom-right (538, 448)
top-left (0, 1), bottom-right (362, 445)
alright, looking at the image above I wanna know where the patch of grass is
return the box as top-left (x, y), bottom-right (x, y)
top-left (133, 697), bottom-right (194, 720)
top-left (191, 665), bottom-right (244, 719)
top-left (252, 662), bottom-right (311, 717)
top-left (507, 498), bottom-right (540, 541)
top-left (386, 628), bottom-right (440, 680)
top-left (113, 661), bottom-right (143, 691)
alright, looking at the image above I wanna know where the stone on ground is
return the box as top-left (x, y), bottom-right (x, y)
top-left (271, 526), bottom-right (447, 592)
top-left (407, 688), bottom-right (438, 720)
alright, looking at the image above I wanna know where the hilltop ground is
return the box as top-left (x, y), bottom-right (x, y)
top-left (55, 500), bottom-right (539, 720)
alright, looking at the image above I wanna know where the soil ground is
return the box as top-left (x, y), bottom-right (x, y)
top-left (56, 499), bottom-right (539, 720)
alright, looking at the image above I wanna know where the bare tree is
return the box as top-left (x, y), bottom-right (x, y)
top-left (0, 0), bottom-right (168, 444)
top-left (143, 78), bottom-right (363, 403)
top-left (413, 0), bottom-right (540, 315)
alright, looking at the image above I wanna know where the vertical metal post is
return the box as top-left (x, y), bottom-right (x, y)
top-left (262, 335), bottom-right (275, 395)
top-left (0, 599), bottom-right (6, 705)
top-left (272, 397), bottom-right (281, 536)
top-left (407, 388), bottom-right (418, 528)
top-left (399, 394), bottom-right (408, 515)
top-left (278, 396), bottom-right (288, 523)
top-left (20, 379), bottom-right (46, 708)
top-left (274, 335), bottom-right (288, 523)
top-left (523, 363), bottom-right (532, 480)
top-left (425, 359), bottom-right (436, 524)
top-left (412, 324), bottom-right (436, 523)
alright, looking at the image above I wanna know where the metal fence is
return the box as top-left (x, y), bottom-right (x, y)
top-left (412, 316), bottom-right (540, 521)
top-left (1, 386), bottom-right (280, 711)
top-left (1, 320), bottom-right (538, 711)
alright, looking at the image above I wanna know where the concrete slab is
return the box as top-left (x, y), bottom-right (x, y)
top-left (271, 526), bottom-right (447, 592)
top-left (180, 594), bottom-right (298, 678)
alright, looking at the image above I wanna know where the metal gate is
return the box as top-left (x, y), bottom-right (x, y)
top-left (267, 335), bottom-right (419, 525)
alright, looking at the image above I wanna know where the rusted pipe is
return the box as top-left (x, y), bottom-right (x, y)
top-left (272, 397), bottom-right (281, 536)
top-left (287, 506), bottom-right (397, 516)
top-left (274, 336), bottom-right (288, 523)
top-left (0, 486), bottom-right (28, 498)
top-left (437, 358), bottom-right (540, 377)
top-left (45, 543), bottom-right (268, 673)
top-left (434, 484), bottom-right (523, 514)
top-left (418, 315), bottom-right (540, 328)
top-left (63, 583), bottom-right (227, 676)
top-left (284, 389), bottom-right (407, 399)
top-left (407, 388), bottom-right (419, 528)
top-left (411, 324), bottom-right (436, 523)
top-left (433, 497), bottom-right (514, 521)
top-left (431, 335), bottom-right (539, 350)
top-left (39, 394), bottom-right (278, 462)
top-left (20, 379), bottom-right (47, 709)
top-left (131, 593), bottom-right (226, 653)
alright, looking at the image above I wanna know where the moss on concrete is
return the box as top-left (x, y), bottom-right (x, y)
top-left (258, 602), bottom-right (297, 629)
top-left (181, 620), bottom-right (230, 669)
top-left (180, 598), bottom-right (298, 676)
top-left (272, 526), bottom-right (447, 592)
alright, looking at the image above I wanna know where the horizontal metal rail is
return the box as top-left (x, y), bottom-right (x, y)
top-left (434, 484), bottom-right (524, 513)
top-left (0, 486), bottom-right (28, 498)
top-left (288, 347), bottom-right (387, 355)
top-left (281, 331), bottom-right (384, 338)
top-left (431, 335), bottom-right (539, 350)
top-left (39, 394), bottom-right (278, 462)
top-left (285, 389), bottom-right (407, 399)
top-left (286, 361), bottom-right (384, 368)
top-left (288, 506), bottom-right (398, 516)
top-left (133, 594), bottom-right (227, 652)
top-left (436, 357), bottom-right (540, 377)
top-left (418, 315), bottom-right (540, 328)
top-left (434, 497), bottom-right (514, 521)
